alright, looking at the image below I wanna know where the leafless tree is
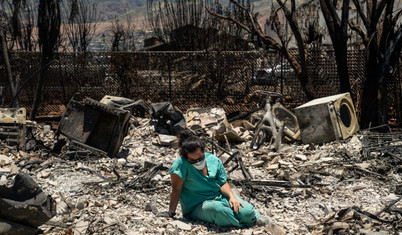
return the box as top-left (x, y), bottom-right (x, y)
top-left (64, 0), bottom-right (98, 52)
top-left (319, 0), bottom-right (352, 95)
top-left (207, 0), bottom-right (317, 99)
top-left (0, 0), bottom-right (37, 51)
top-left (146, 0), bottom-right (247, 51)
top-left (30, 0), bottom-right (60, 119)
top-left (147, 0), bottom-right (211, 42)
top-left (349, 0), bottom-right (402, 127)
top-left (110, 16), bottom-right (125, 51)
top-left (109, 14), bottom-right (136, 51)
top-left (0, 20), bottom-right (16, 107)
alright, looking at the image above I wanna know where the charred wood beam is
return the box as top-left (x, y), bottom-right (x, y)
top-left (125, 163), bottom-right (164, 189)
top-left (230, 179), bottom-right (312, 188)
top-left (337, 206), bottom-right (395, 224)
top-left (375, 195), bottom-right (402, 217)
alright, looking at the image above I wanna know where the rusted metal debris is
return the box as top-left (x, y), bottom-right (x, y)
top-left (204, 136), bottom-right (252, 180)
top-left (295, 92), bottom-right (359, 144)
top-left (0, 108), bottom-right (26, 150)
top-left (150, 102), bottom-right (186, 135)
top-left (0, 173), bottom-right (56, 234)
top-left (361, 125), bottom-right (402, 162)
top-left (125, 163), bottom-right (165, 190)
top-left (57, 96), bottom-right (131, 157)
top-left (251, 97), bottom-right (285, 151)
top-left (100, 95), bottom-right (148, 117)
top-left (249, 91), bottom-right (300, 151)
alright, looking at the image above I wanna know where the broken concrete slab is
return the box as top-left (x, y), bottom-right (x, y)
top-left (169, 220), bottom-right (192, 231)
top-left (0, 168), bottom-right (10, 174)
top-left (74, 220), bottom-right (89, 235)
top-left (199, 116), bottom-right (218, 127)
top-left (251, 160), bottom-right (265, 167)
top-left (0, 155), bottom-right (10, 166)
top-left (267, 164), bottom-right (279, 170)
top-left (186, 107), bottom-right (229, 135)
top-left (157, 134), bottom-right (178, 147)
top-left (295, 154), bottom-right (307, 161)
top-left (215, 131), bottom-right (245, 144)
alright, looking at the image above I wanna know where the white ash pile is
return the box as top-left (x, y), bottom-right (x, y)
top-left (0, 99), bottom-right (400, 234)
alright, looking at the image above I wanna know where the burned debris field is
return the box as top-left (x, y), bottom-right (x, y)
top-left (0, 93), bottom-right (401, 235)
top-left (0, 0), bottom-right (401, 233)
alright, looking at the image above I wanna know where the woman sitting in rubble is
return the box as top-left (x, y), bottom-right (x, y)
top-left (167, 130), bottom-right (271, 227)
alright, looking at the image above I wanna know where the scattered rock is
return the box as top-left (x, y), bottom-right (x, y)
top-left (264, 224), bottom-right (286, 235)
top-left (252, 161), bottom-right (265, 167)
top-left (266, 164), bottom-right (279, 170)
top-left (294, 154), bottom-right (307, 161)
top-left (0, 167), bottom-right (11, 174)
top-left (117, 158), bottom-right (127, 165)
top-left (169, 220), bottom-right (192, 231)
top-left (74, 221), bottom-right (89, 235)
top-left (40, 169), bottom-right (51, 178)
top-left (0, 155), bottom-right (11, 165)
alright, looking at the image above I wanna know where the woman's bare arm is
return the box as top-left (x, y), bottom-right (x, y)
top-left (220, 182), bottom-right (243, 213)
top-left (169, 173), bottom-right (184, 213)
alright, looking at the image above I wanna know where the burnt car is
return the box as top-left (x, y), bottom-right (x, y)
top-left (252, 64), bottom-right (294, 85)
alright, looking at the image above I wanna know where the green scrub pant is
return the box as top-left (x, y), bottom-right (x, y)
top-left (189, 194), bottom-right (261, 227)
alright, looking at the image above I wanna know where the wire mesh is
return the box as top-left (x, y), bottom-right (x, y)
top-left (0, 50), bottom-right (400, 127)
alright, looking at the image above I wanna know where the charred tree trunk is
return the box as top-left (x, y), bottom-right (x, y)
top-left (350, 0), bottom-right (402, 128)
top-left (0, 24), bottom-right (16, 106)
top-left (360, 50), bottom-right (382, 127)
top-left (30, 0), bottom-right (60, 120)
top-left (296, 69), bottom-right (315, 100)
top-left (319, 0), bottom-right (351, 95)
top-left (207, 0), bottom-right (317, 101)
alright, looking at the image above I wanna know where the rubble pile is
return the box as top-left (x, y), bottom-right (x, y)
top-left (0, 95), bottom-right (400, 234)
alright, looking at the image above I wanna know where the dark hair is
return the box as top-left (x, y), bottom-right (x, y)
top-left (178, 130), bottom-right (205, 157)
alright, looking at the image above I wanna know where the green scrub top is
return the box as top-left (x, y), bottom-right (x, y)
top-left (169, 153), bottom-right (227, 217)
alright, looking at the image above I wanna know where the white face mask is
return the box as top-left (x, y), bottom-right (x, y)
top-left (192, 159), bottom-right (206, 170)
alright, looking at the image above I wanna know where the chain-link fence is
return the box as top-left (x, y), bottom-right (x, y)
top-left (0, 50), bottom-right (400, 126)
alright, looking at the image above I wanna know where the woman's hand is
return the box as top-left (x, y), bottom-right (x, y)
top-left (220, 182), bottom-right (244, 213)
top-left (229, 196), bottom-right (244, 213)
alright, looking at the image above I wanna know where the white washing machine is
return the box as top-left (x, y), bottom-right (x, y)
top-left (295, 92), bottom-right (360, 144)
